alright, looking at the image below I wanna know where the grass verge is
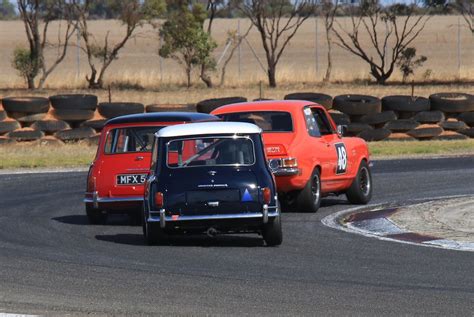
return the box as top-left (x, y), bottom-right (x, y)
top-left (1, 139), bottom-right (473, 170)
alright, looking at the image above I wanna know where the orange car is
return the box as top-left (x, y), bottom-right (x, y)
top-left (212, 100), bottom-right (372, 212)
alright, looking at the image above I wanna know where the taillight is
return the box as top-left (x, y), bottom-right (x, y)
top-left (281, 157), bottom-right (298, 168)
top-left (155, 192), bottom-right (164, 208)
top-left (262, 187), bottom-right (271, 204)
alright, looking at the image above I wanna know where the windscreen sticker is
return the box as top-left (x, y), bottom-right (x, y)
top-left (242, 189), bottom-right (253, 202)
top-left (335, 143), bottom-right (348, 175)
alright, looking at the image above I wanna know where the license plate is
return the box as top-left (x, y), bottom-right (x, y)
top-left (116, 174), bottom-right (147, 185)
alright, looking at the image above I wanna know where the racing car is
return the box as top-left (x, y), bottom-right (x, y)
top-left (84, 112), bottom-right (219, 224)
top-left (212, 100), bottom-right (372, 212)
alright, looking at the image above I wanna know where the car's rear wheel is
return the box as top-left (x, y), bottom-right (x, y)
top-left (262, 215), bottom-right (282, 246)
top-left (346, 160), bottom-right (372, 204)
top-left (85, 204), bottom-right (107, 224)
top-left (296, 168), bottom-right (321, 212)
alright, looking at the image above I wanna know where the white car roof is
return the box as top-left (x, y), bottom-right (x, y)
top-left (156, 121), bottom-right (262, 138)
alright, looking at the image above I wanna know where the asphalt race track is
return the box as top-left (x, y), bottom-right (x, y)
top-left (1, 157), bottom-right (473, 316)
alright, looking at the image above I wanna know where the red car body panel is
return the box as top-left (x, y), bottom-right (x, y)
top-left (84, 113), bottom-right (219, 212)
top-left (212, 100), bottom-right (370, 195)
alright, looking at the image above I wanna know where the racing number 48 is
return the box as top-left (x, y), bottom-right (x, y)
top-left (335, 143), bottom-right (347, 175)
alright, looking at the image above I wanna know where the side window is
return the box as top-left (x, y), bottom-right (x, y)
top-left (304, 107), bottom-right (334, 137)
top-left (150, 138), bottom-right (158, 172)
top-left (304, 107), bottom-right (321, 137)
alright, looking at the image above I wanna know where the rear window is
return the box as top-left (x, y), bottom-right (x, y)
top-left (220, 111), bottom-right (292, 132)
top-left (104, 126), bottom-right (162, 154)
top-left (167, 137), bottom-right (255, 168)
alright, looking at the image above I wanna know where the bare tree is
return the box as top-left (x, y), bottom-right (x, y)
top-left (74, 0), bottom-right (161, 89)
top-left (240, 0), bottom-right (317, 87)
top-left (320, 0), bottom-right (338, 82)
top-left (16, 0), bottom-right (77, 89)
top-left (455, 0), bottom-right (473, 34)
top-left (219, 24), bottom-right (252, 86)
top-left (333, 1), bottom-right (430, 85)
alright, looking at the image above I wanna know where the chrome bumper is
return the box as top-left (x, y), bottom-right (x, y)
top-left (273, 168), bottom-right (299, 176)
top-left (148, 204), bottom-right (279, 228)
top-left (84, 191), bottom-right (143, 209)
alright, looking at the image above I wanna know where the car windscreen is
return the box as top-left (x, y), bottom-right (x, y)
top-left (219, 111), bottom-right (293, 132)
top-left (104, 126), bottom-right (162, 154)
top-left (167, 137), bottom-right (255, 168)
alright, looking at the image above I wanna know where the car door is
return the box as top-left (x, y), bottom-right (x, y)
top-left (304, 106), bottom-right (349, 191)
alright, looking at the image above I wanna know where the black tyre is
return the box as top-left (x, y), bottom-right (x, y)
top-left (49, 94), bottom-right (98, 110)
top-left (86, 204), bottom-right (107, 225)
top-left (413, 111), bottom-right (445, 124)
top-left (328, 110), bottom-right (350, 126)
top-left (440, 119), bottom-right (468, 131)
top-left (346, 160), bottom-right (372, 204)
top-left (0, 107), bottom-right (6, 121)
top-left (460, 128), bottom-right (474, 138)
top-left (31, 120), bottom-right (70, 134)
top-left (457, 112), bottom-right (474, 127)
top-left (384, 119), bottom-right (419, 132)
top-left (347, 123), bottom-right (372, 136)
top-left (8, 128), bottom-right (44, 141)
top-left (55, 127), bottom-right (96, 142)
top-left (146, 103), bottom-right (196, 113)
top-left (81, 119), bottom-right (107, 131)
top-left (386, 133), bottom-right (416, 141)
top-left (434, 131), bottom-right (468, 141)
top-left (2, 97), bottom-right (50, 113)
top-left (333, 94), bottom-right (381, 115)
top-left (8, 112), bottom-right (47, 123)
top-left (52, 109), bottom-right (95, 122)
top-left (360, 111), bottom-right (397, 126)
top-left (382, 95), bottom-right (430, 112)
top-left (284, 92), bottom-right (333, 109)
top-left (295, 168), bottom-right (321, 213)
top-left (0, 120), bottom-right (21, 135)
top-left (262, 215), bottom-right (282, 246)
top-left (0, 136), bottom-right (15, 145)
top-left (407, 124), bottom-right (443, 139)
top-left (39, 136), bottom-right (65, 146)
top-left (196, 97), bottom-right (247, 114)
top-left (98, 102), bottom-right (145, 119)
top-left (358, 128), bottom-right (391, 141)
top-left (430, 93), bottom-right (474, 113)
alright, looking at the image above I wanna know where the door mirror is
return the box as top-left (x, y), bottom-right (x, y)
top-left (337, 125), bottom-right (348, 137)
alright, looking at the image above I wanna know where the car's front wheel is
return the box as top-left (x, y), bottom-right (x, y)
top-left (295, 168), bottom-right (322, 212)
top-left (262, 215), bottom-right (282, 246)
top-left (85, 204), bottom-right (107, 225)
top-left (346, 160), bottom-right (373, 204)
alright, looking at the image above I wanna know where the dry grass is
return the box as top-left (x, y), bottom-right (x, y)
top-left (0, 16), bottom-right (473, 90)
top-left (1, 140), bottom-right (473, 170)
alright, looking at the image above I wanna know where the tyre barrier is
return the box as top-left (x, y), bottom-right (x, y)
top-left (284, 92), bottom-right (333, 109)
top-left (460, 127), bottom-right (474, 138)
top-left (52, 109), bottom-right (95, 122)
top-left (2, 97), bottom-right (50, 113)
top-left (146, 103), bottom-right (196, 113)
top-left (429, 93), bottom-right (474, 113)
top-left (440, 119), bottom-right (469, 131)
top-left (0, 136), bottom-right (15, 145)
top-left (328, 111), bottom-right (350, 125)
top-left (333, 94), bottom-right (381, 115)
top-left (196, 97), bottom-right (247, 114)
top-left (8, 128), bottom-right (44, 141)
top-left (407, 124), bottom-right (443, 139)
top-left (55, 127), bottom-right (97, 142)
top-left (381, 95), bottom-right (430, 112)
top-left (81, 119), bottom-right (108, 132)
top-left (39, 136), bottom-right (65, 146)
top-left (434, 131), bottom-right (469, 141)
top-left (359, 110), bottom-right (397, 126)
top-left (384, 119), bottom-right (420, 132)
top-left (413, 110), bottom-right (445, 124)
top-left (49, 94), bottom-right (98, 110)
top-left (358, 128), bottom-right (391, 141)
top-left (0, 106), bottom-right (6, 121)
top-left (8, 112), bottom-right (47, 124)
top-left (31, 120), bottom-right (70, 135)
top-left (0, 119), bottom-right (21, 135)
top-left (347, 123), bottom-right (373, 136)
top-left (457, 112), bottom-right (474, 127)
top-left (98, 102), bottom-right (145, 119)
top-left (386, 133), bottom-right (416, 141)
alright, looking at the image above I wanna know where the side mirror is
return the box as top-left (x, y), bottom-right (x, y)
top-left (337, 125), bottom-right (348, 137)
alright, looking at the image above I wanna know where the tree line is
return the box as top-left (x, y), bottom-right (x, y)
top-left (6, 0), bottom-right (474, 90)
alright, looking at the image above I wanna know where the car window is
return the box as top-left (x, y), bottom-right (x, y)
top-left (104, 126), bottom-right (162, 154)
top-left (220, 111), bottom-right (292, 132)
top-left (304, 107), bottom-right (334, 137)
top-left (167, 137), bottom-right (255, 168)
